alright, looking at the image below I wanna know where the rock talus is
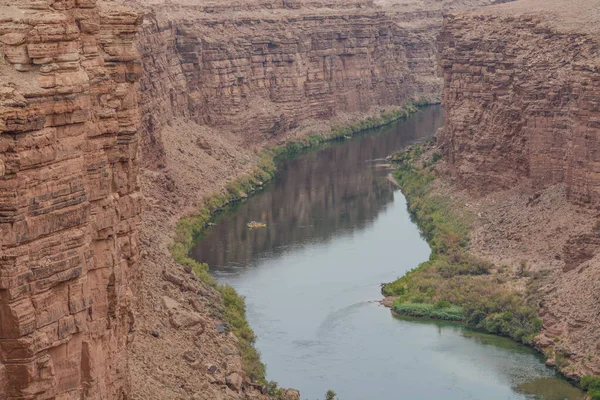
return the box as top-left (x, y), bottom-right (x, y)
top-left (0, 1), bottom-right (142, 399)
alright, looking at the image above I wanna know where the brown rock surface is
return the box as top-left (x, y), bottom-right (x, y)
top-left (0, 1), bottom-right (142, 399)
top-left (438, 0), bottom-right (600, 205)
top-left (437, 0), bottom-right (600, 377)
top-left (0, 0), bottom-right (527, 399)
top-left (131, 0), bottom-right (501, 170)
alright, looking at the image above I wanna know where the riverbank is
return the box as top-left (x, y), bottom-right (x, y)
top-left (129, 102), bottom-right (425, 398)
top-left (383, 139), bottom-right (600, 395)
top-left (171, 101), bottom-right (424, 384)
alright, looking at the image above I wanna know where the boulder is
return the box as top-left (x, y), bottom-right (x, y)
top-left (284, 389), bottom-right (301, 400)
top-left (162, 296), bottom-right (180, 312)
top-left (226, 372), bottom-right (243, 391)
top-left (170, 310), bottom-right (204, 329)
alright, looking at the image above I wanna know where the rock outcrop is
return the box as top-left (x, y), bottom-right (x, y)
top-left (438, 0), bottom-right (600, 378)
top-left (438, 0), bottom-right (600, 205)
top-left (132, 0), bottom-right (498, 170)
top-left (0, 1), bottom-right (142, 399)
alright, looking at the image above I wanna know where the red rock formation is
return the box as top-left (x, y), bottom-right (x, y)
top-left (438, 0), bottom-right (600, 378)
top-left (0, 0), bottom-right (517, 398)
top-left (438, 1), bottom-right (600, 205)
top-left (0, 1), bottom-right (142, 399)
top-left (133, 0), bottom-right (497, 169)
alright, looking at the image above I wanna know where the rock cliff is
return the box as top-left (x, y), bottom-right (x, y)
top-left (0, 1), bottom-right (142, 399)
top-left (438, 0), bottom-right (600, 205)
top-left (132, 0), bottom-right (500, 170)
top-left (438, 0), bottom-right (600, 378)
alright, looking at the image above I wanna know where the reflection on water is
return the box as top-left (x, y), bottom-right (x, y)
top-left (192, 107), bottom-right (443, 268)
top-left (192, 106), bottom-right (583, 400)
top-left (515, 377), bottom-right (584, 400)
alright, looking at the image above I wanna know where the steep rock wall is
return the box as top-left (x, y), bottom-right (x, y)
top-left (437, 0), bottom-right (600, 378)
top-left (438, 2), bottom-right (600, 205)
top-left (0, 1), bottom-right (142, 399)
top-left (133, 0), bottom-right (498, 169)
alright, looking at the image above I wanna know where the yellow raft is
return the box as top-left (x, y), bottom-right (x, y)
top-left (247, 221), bottom-right (266, 229)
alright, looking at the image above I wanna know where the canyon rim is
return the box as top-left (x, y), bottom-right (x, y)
top-left (0, 0), bottom-right (599, 399)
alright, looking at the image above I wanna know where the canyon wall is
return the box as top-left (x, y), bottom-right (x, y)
top-left (132, 0), bottom-right (498, 170)
top-left (0, 0), bottom-right (509, 399)
top-left (0, 1), bottom-right (142, 399)
top-left (438, 0), bottom-right (600, 205)
top-left (438, 0), bottom-right (600, 378)
top-left (127, 1), bottom-right (499, 399)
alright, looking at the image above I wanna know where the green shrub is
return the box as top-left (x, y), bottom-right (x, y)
top-left (581, 376), bottom-right (600, 391)
top-left (589, 391), bottom-right (600, 400)
top-left (382, 143), bottom-right (542, 345)
top-left (393, 301), bottom-right (464, 321)
top-left (326, 390), bottom-right (337, 400)
top-left (265, 381), bottom-right (282, 397)
top-left (554, 349), bottom-right (570, 370)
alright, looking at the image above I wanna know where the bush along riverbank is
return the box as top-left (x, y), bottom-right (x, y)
top-left (382, 139), bottom-right (543, 346)
top-left (384, 140), bottom-right (600, 398)
top-left (168, 101), bottom-right (425, 386)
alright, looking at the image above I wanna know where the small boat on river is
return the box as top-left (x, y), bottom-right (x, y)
top-left (247, 221), bottom-right (266, 229)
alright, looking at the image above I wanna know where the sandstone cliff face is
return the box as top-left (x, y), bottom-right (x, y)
top-left (133, 0), bottom-right (496, 170)
top-left (438, 1), bottom-right (600, 205)
top-left (438, 0), bottom-right (600, 377)
top-left (0, 1), bottom-right (142, 399)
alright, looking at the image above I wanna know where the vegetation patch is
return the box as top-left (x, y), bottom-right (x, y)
top-left (168, 101), bottom-right (423, 384)
top-left (383, 140), bottom-right (542, 345)
top-left (392, 301), bottom-right (463, 321)
top-left (270, 101), bottom-right (422, 160)
top-left (581, 376), bottom-right (600, 400)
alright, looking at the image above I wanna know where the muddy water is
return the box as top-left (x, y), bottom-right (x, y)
top-left (192, 107), bottom-right (584, 400)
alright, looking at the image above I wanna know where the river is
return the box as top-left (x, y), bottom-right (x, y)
top-left (191, 106), bottom-right (584, 400)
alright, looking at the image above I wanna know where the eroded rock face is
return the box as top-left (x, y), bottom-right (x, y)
top-left (0, 1), bottom-right (142, 399)
top-left (437, 0), bottom-right (600, 377)
top-left (134, 0), bottom-right (498, 169)
top-left (438, 4), bottom-right (600, 205)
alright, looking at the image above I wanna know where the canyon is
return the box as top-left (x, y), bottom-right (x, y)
top-left (0, 0), bottom-right (598, 399)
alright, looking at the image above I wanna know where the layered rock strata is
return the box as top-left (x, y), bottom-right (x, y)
top-left (132, 0), bottom-right (498, 169)
top-left (0, 2), bottom-right (142, 399)
top-left (438, 0), bottom-right (600, 377)
top-left (0, 0), bottom-right (513, 399)
top-left (438, 0), bottom-right (600, 205)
